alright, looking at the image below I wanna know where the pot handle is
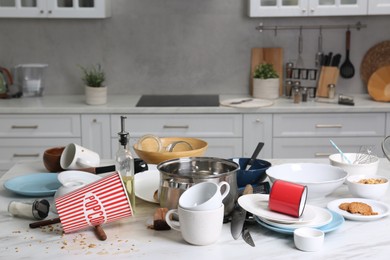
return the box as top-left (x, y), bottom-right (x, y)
top-left (218, 181), bottom-right (230, 200)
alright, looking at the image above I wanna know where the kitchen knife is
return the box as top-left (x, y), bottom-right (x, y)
top-left (230, 184), bottom-right (253, 240)
top-left (331, 54), bottom-right (342, 67)
top-left (79, 165), bottom-right (116, 174)
top-left (242, 227), bottom-right (255, 247)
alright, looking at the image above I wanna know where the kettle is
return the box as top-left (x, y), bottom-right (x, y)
top-left (14, 64), bottom-right (48, 97)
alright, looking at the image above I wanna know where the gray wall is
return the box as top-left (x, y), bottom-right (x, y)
top-left (0, 0), bottom-right (389, 96)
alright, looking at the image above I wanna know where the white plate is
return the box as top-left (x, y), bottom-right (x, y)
top-left (327, 198), bottom-right (390, 221)
top-left (238, 194), bottom-right (316, 224)
top-left (220, 98), bottom-right (274, 108)
top-left (260, 206), bottom-right (333, 229)
top-left (135, 170), bottom-right (160, 204)
top-left (254, 210), bottom-right (344, 235)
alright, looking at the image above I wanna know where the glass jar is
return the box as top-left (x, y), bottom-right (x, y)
top-left (8, 199), bottom-right (50, 220)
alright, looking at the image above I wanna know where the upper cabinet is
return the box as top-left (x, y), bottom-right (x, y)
top-left (248, 0), bottom-right (387, 17)
top-left (368, 0), bottom-right (390, 14)
top-left (0, 0), bottom-right (111, 18)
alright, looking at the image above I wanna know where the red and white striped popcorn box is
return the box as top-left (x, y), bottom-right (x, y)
top-left (55, 172), bottom-right (133, 233)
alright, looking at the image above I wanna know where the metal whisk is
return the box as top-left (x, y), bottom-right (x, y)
top-left (353, 145), bottom-right (376, 164)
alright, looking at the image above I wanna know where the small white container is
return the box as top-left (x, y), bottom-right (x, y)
top-left (346, 175), bottom-right (389, 200)
top-left (329, 153), bottom-right (379, 177)
top-left (294, 227), bottom-right (324, 252)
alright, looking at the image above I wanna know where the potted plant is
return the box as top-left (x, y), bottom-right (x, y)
top-left (80, 63), bottom-right (107, 105)
top-left (253, 63), bottom-right (280, 99)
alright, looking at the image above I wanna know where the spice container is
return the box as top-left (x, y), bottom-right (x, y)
top-left (8, 199), bottom-right (50, 220)
top-left (286, 62), bottom-right (294, 79)
top-left (301, 87), bottom-right (308, 102)
top-left (328, 84), bottom-right (336, 99)
top-left (285, 80), bottom-right (293, 97)
top-left (293, 87), bottom-right (301, 104)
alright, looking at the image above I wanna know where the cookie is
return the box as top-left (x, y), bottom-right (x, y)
top-left (347, 202), bottom-right (378, 216)
top-left (339, 202), bottom-right (350, 211)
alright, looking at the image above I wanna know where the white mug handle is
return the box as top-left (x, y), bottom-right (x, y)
top-left (218, 181), bottom-right (230, 200)
top-left (165, 209), bottom-right (181, 231)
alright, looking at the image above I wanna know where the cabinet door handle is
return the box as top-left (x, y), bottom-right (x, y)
top-left (314, 153), bottom-right (332, 157)
top-left (163, 125), bottom-right (189, 129)
top-left (315, 124), bottom-right (342, 128)
top-left (13, 153), bottom-right (40, 158)
top-left (11, 125), bottom-right (38, 129)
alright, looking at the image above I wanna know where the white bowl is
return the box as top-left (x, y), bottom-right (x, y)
top-left (266, 163), bottom-right (348, 199)
top-left (294, 227), bottom-right (324, 252)
top-left (346, 175), bottom-right (389, 200)
top-left (329, 153), bottom-right (379, 177)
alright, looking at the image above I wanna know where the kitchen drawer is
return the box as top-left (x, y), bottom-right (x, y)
top-left (0, 114), bottom-right (81, 138)
top-left (111, 114), bottom-right (242, 138)
top-left (273, 113), bottom-right (385, 137)
top-left (0, 137), bottom-right (81, 168)
top-left (273, 137), bottom-right (384, 159)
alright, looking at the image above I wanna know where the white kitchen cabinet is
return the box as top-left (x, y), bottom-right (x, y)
top-left (0, 137), bottom-right (80, 172)
top-left (272, 113), bottom-right (386, 158)
top-left (273, 137), bottom-right (384, 158)
top-left (0, 114), bottom-right (81, 172)
top-left (0, 0), bottom-right (111, 18)
top-left (243, 114), bottom-right (273, 159)
top-left (249, 0), bottom-right (368, 17)
top-left (110, 114), bottom-right (243, 159)
top-left (369, 0), bottom-right (390, 15)
top-left (81, 114), bottom-right (111, 159)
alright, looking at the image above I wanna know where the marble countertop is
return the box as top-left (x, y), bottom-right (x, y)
top-left (0, 94), bottom-right (389, 114)
top-left (1, 159), bottom-right (390, 259)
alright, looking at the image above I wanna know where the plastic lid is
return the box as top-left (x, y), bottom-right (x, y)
top-left (32, 199), bottom-right (50, 220)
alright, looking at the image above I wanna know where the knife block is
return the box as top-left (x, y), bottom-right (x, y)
top-left (316, 66), bottom-right (339, 98)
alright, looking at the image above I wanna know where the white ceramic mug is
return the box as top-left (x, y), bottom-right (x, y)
top-left (60, 143), bottom-right (100, 169)
top-left (165, 204), bottom-right (224, 246)
top-left (178, 181), bottom-right (230, 211)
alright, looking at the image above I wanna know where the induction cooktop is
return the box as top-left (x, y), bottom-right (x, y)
top-left (136, 94), bottom-right (220, 107)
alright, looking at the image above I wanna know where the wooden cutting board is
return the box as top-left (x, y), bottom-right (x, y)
top-left (367, 65), bottom-right (390, 102)
top-left (250, 48), bottom-right (283, 96)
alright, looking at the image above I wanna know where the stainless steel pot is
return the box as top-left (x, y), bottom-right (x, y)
top-left (157, 157), bottom-right (239, 216)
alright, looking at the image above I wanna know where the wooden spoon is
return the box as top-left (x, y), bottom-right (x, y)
top-left (340, 29), bottom-right (355, 78)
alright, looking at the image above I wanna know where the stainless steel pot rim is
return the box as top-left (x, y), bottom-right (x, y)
top-left (157, 156), bottom-right (239, 179)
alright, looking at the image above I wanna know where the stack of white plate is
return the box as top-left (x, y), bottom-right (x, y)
top-left (238, 194), bottom-right (344, 235)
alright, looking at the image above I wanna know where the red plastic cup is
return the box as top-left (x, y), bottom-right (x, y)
top-left (268, 180), bottom-right (307, 218)
top-left (55, 172), bottom-right (133, 233)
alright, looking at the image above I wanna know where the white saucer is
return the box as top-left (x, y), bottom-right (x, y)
top-left (220, 98), bottom-right (274, 108)
top-left (134, 170), bottom-right (160, 204)
top-left (238, 194), bottom-right (316, 224)
top-left (260, 206), bottom-right (333, 229)
top-left (327, 198), bottom-right (390, 221)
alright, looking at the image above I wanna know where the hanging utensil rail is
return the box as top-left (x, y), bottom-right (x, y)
top-left (256, 21), bottom-right (366, 34)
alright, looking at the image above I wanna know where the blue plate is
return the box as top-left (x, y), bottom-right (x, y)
top-left (4, 173), bottom-right (61, 197)
top-left (254, 210), bottom-right (344, 235)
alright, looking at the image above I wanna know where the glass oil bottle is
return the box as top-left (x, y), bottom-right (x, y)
top-left (116, 116), bottom-right (136, 211)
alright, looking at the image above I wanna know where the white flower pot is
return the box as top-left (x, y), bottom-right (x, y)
top-left (85, 85), bottom-right (107, 105)
top-left (253, 78), bottom-right (279, 100)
